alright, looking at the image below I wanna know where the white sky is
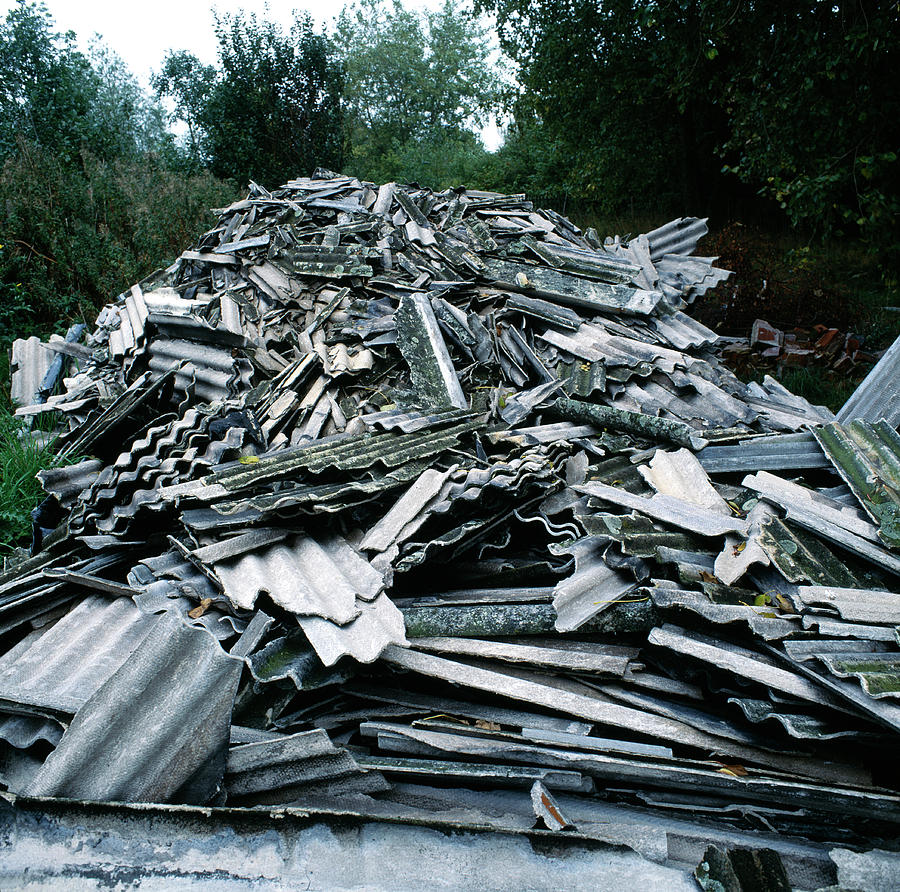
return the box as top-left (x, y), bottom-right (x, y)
top-left (1, 1), bottom-right (406, 83)
top-left (0, 0), bottom-right (503, 147)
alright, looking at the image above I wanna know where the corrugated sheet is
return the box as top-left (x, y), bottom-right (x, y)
top-left (552, 537), bottom-right (639, 632)
top-left (159, 417), bottom-right (484, 504)
top-left (649, 311), bottom-right (719, 350)
top-left (0, 714), bottom-right (63, 748)
top-left (837, 331), bottom-right (900, 426)
top-left (647, 625), bottom-right (834, 706)
top-left (36, 459), bottom-right (103, 508)
top-left (360, 407), bottom-right (479, 433)
top-left (577, 481), bottom-right (750, 537)
top-left (643, 218), bottom-right (709, 261)
top-left (648, 583), bottom-right (798, 641)
top-left (789, 585), bottom-right (900, 625)
top-left (0, 596), bottom-right (159, 718)
top-left (298, 592), bottom-right (409, 666)
top-left (818, 653), bottom-right (900, 700)
top-left (22, 610), bottom-right (269, 803)
top-left (146, 338), bottom-right (253, 401)
top-left (212, 533), bottom-right (384, 620)
top-left (653, 256), bottom-right (731, 302)
top-left (410, 636), bottom-right (634, 675)
top-left (697, 432), bottom-right (830, 473)
top-left (813, 419), bottom-right (900, 549)
top-left (225, 729), bottom-right (377, 804)
top-left (637, 448), bottom-right (731, 515)
top-left (9, 336), bottom-right (53, 406)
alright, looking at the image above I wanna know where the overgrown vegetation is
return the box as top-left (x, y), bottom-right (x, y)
top-left (0, 408), bottom-right (58, 553)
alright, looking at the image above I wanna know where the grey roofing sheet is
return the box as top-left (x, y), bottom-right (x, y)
top-left (23, 610), bottom-right (269, 803)
top-left (0, 714), bottom-right (63, 749)
top-left (837, 330), bottom-right (900, 426)
top-left (647, 583), bottom-right (798, 641)
top-left (648, 624), bottom-right (841, 704)
top-left (380, 646), bottom-right (819, 767)
top-left (410, 637), bottom-right (633, 675)
top-left (743, 470), bottom-right (878, 541)
top-left (790, 585), bottom-right (900, 625)
top-left (212, 533), bottom-right (383, 620)
top-left (360, 467), bottom-right (456, 553)
top-left (362, 716), bottom-right (876, 810)
top-left (698, 432), bottom-right (831, 474)
top-left (225, 729), bottom-right (372, 803)
top-left (551, 537), bottom-right (639, 632)
top-left (9, 336), bottom-right (54, 406)
top-left (36, 459), bottom-right (103, 508)
top-left (637, 448), bottom-right (731, 515)
top-left (649, 310), bottom-right (719, 350)
top-left (160, 418), bottom-right (483, 504)
top-left (818, 653), bottom-right (900, 700)
top-left (147, 338), bottom-right (252, 401)
top-left (298, 592), bottom-right (408, 666)
top-left (395, 293), bottom-right (467, 409)
top-left (813, 419), bottom-right (900, 549)
top-left (642, 217), bottom-right (709, 261)
top-left (726, 696), bottom-right (867, 741)
top-left (482, 258), bottom-right (662, 315)
top-left (576, 482), bottom-right (749, 537)
top-left (0, 595), bottom-right (159, 718)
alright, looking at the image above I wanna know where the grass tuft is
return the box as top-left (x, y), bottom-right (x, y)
top-left (0, 409), bottom-right (59, 553)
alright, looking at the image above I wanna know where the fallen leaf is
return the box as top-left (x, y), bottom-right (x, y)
top-left (188, 598), bottom-right (213, 619)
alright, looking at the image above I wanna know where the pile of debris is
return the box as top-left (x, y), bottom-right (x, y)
top-left (720, 318), bottom-right (882, 377)
top-left (4, 172), bottom-right (900, 870)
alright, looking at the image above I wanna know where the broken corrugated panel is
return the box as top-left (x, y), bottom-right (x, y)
top-left (297, 592), bottom-right (408, 666)
top-left (813, 419), bottom-right (900, 549)
top-left (647, 625), bottom-right (843, 707)
top-left (552, 537), bottom-right (639, 632)
top-left (212, 533), bottom-right (383, 621)
top-left (576, 481), bottom-right (749, 537)
top-left (225, 729), bottom-right (378, 804)
top-left (0, 596), bottom-right (159, 718)
top-left (22, 610), bottom-right (269, 803)
top-left (9, 337), bottom-right (54, 406)
top-left (697, 432), bottom-right (831, 473)
top-left (789, 585), bottom-right (900, 626)
top-left (642, 217), bottom-right (710, 262)
top-left (394, 294), bottom-right (467, 409)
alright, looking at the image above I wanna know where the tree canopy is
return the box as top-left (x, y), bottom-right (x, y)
top-left (156, 11), bottom-right (344, 186)
top-left (335, 0), bottom-right (501, 184)
top-left (479, 0), bottom-right (900, 245)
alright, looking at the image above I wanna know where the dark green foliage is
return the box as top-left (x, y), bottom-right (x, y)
top-left (0, 3), bottom-right (239, 348)
top-left (0, 1), bottom-right (172, 163)
top-left (0, 141), bottom-right (237, 348)
top-left (478, 0), bottom-right (900, 259)
top-left (157, 11), bottom-right (344, 187)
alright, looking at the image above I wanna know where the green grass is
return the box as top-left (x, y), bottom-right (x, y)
top-left (0, 407), bottom-right (61, 554)
top-left (775, 368), bottom-right (861, 414)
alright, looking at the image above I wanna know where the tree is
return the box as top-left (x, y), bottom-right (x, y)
top-left (0, 1), bottom-right (172, 163)
top-left (478, 0), bottom-right (900, 248)
top-left (335, 0), bottom-right (501, 185)
top-left (152, 50), bottom-right (217, 163)
top-left (0, 3), bottom-right (236, 343)
top-left (0, 1), bottom-right (98, 160)
top-left (156, 11), bottom-right (344, 187)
